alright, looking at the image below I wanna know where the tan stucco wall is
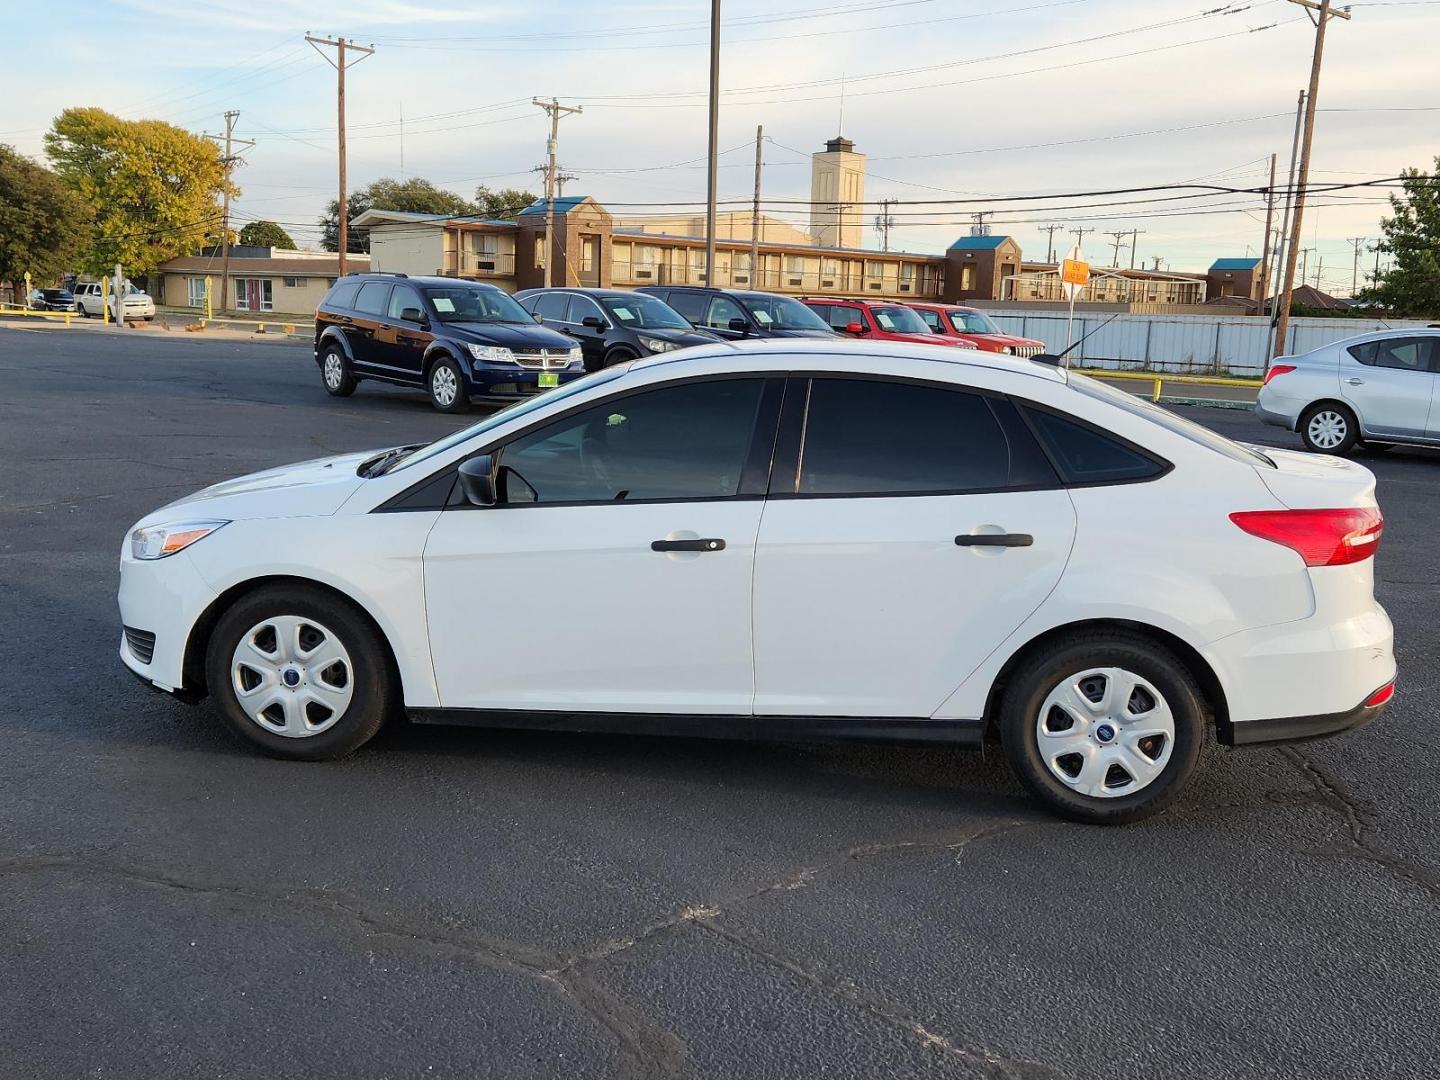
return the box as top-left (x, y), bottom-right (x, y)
top-left (160, 272), bottom-right (336, 316)
top-left (368, 225), bottom-right (446, 277)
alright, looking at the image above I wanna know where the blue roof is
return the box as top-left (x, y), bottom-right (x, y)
top-left (1210, 257), bottom-right (1261, 270)
top-left (518, 196), bottom-right (590, 217)
top-left (947, 235), bottom-right (1012, 251)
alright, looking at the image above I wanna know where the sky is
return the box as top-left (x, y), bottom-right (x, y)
top-left (2, 0), bottom-right (1436, 295)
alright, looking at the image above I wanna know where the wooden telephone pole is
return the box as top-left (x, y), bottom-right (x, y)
top-left (532, 98), bottom-right (583, 288)
top-left (1272, 0), bottom-right (1350, 358)
top-left (1257, 154), bottom-right (1277, 313)
top-left (306, 34), bottom-right (375, 277)
top-left (206, 110), bottom-right (253, 316)
top-left (1040, 223), bottom-right (1064, 264)
top-left (751, 125), bottom-right (763, 284)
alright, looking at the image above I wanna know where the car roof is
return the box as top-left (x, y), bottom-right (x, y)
top-left (801, 296), bottom-right (918, 307)
top-left (516, 287), bottom-right (635, 299)
top-left (629, 336), bottom-right (1066, 384)
top-left (341, 274), bottom-right (503, 290)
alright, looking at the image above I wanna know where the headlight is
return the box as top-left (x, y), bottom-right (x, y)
top-left (1002, 346), bottom-right (1015, 355)
top-left (465, 343), bottom-right (515, 364)
top-left (568, 345), bottom-right (584, 364)
top-left (638, 335), bottom-right (682, 354)
top-left (130, 519), bottom-right (229, 560)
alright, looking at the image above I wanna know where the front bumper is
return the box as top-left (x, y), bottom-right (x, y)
top-left (117, 549), bottom-right (219, 695)
top-left (1222, 688), bottom-right (1391, 746)
top-left (466, 362), bottom-right (585, 400)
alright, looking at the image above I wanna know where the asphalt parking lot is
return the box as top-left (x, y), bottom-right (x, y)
top-left (1, 325), bottom-right (1436, 1080)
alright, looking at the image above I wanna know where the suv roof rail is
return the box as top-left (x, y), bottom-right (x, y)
top-left (346, 270), bottom-right (408, 278)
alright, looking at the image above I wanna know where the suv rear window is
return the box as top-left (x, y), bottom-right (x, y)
top-left (326, 281), bottom-right (361, 309)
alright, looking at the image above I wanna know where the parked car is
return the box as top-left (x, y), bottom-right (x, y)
top-left (72, 281), bottom-right (156, 321)
top-left (28, 288), bottom-right (79, 312)
top-left (515, 287), bottom-right (718, 369)
top-left (906, 302), bottom-right (1046, 357)
top-left (1257, 328), bottom-right (1440, 454)
top-left (637, 286), bottom-right (838, 340)
top-left (802, 297), bottom-right (975, 347)
top-left (313, 274), bottom-right (584, 412)
top-left (118, 339), bottom-right (1394, 824)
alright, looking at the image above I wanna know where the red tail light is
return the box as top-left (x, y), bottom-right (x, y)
top-left (1363, 682), bottom-right (1395, 708)
top-left (1263, 364), bottom-right (1296, 386)
top-left (1229, 507), bottom-right (1383, 566)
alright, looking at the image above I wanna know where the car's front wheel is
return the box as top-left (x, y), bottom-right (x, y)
top-left (320, 344), bottom-right (357, 397)
top-left (1300, 402), bottom-right (1358, 454)
top-left (998, 632), bottom-right (1206, 824)
top-left (205, 585), bottom-right (396, 760)
top-left (428, 357), bottom-right (468, 413)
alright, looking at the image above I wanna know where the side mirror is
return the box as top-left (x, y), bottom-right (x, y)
top-left (581, 315), bottom-right (608, 330)
top-left (727, 317), bottom-right (749, 334)
top-left (531, 312), bottom-right (544, 324)
top-left (400, 307), bottom-right (427, 325)
top-left (457, 454), bottom-right (498, 506)
top-left (845, 321), bottom-right (868, 335)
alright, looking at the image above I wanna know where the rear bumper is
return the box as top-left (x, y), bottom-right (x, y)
top-left (1254, 400), bottom-right (1295, 430)
top-left (1222, 690), bottom-right (1390, 746)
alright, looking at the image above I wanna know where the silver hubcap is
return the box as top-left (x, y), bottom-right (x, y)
top-left (1307, 410), bottom-right (1348, 449)
top-left (1036, 667), bottom-right (1175, 799)
top-left (230, 615), bottom-right (354, 738)
top-left (432, 366), bottom-right (458, 407)
top-left (323, 353), bottom-right (343, 389)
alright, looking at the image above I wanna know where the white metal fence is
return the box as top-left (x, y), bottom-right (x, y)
top-left (981, 311), bottom-right (1436, 376)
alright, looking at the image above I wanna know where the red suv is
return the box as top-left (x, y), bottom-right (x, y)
top-left (802, 297), bottom-right (976, 348)
top-left (905, 302), bottom-right (1046, 357)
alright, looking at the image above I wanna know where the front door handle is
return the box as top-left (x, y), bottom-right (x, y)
top-left (1346, 378), bottom-right (1365, 386)
top-left (955, 533), bottom-right (1033, 548)
top-left (652, 538), bottom-right (726, 552)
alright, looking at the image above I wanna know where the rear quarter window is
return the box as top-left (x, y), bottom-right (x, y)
top-left (1021, 406), bottom-right (1167, 485)
top-left (325, 281), bottom-right (361, 310)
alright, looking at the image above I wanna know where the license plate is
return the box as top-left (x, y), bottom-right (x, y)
top-left (538, 372), bottom-right (559, 388)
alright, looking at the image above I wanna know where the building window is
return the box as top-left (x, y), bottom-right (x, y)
top-left (582, 237), bottom-right (596, 273)
top-left (866, 260), bottom-right (884, 280)
top-left (283, 277), bottom-right (301, 288)
top-left (899, 263), bottom-right (915, 283)
top-left (785, 256), bottom-right (804, 274)
top-left (534, 235), bottom-right (546, 269)
top-left (234, 278), bottom-right (274, 312)
top-left (186, 277), bottom-right (207, 307)
top-left (960, 265), bottom-right (976, 291)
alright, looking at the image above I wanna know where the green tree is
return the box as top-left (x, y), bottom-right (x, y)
top-left (0, 144), bottom-right (92, 300)
top-left (320, 177), bottom-right (476, 253)
top-left (238, 219), bottom-right (295, 249)
top-left (1358, 158), bottom-right (1440, 318)
top-left (44, 107), bottom-right (230, 280)
top-left (473, 185), bottom-right (538, 219)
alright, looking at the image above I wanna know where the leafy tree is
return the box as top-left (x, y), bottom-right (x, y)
top-left (474, 185), bottom-right (539, 219)
top-left (1357, 158), bottom-right (1440, 318)
top-left (44, 107), bottom-right (230, 279)
top-left (320, 177), bottom-right (477, 252)
top-left (238, 219), bottom-right (295, 249)
top-left (0, 144), bottom-right (92, 300)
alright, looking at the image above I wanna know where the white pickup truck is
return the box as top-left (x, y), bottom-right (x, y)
top-left (73, 281), bottom-right (156, 321)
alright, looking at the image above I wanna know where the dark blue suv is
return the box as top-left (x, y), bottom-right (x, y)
top-left (314, 274), bottom-right (585, 412)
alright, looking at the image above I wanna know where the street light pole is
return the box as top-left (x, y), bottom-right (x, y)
top-left (704, 0), bottom-right (721, 285)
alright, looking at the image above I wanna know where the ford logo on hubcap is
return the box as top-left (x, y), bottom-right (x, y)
top-left (282, 668), bottom-right (301, 687)
top-left (1095, 723), bottom-right (1116, 743)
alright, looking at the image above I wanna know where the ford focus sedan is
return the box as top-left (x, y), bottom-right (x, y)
top-left (119, 340), bottom-right (1395, 823)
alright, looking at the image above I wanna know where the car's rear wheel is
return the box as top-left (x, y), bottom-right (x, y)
top-left (1300, 402), bottom-right (1358, 454)
top-left (998, 632), bottom-right (1206, 824)
top-left (428, 357), bottom-right (468, 413)
top-left (320, 344), bottom-right (357, 397)
top-left (206, 585), bottom-right (395, 760)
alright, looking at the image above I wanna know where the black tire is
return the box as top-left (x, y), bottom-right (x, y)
top-left (427, 356), bottom-right (469, 413)
top-left (1299, 402), bottom-right (1359, 455)
top-left (602, 346), bottom-right (638, 370)
top-left (319, 343), bottom-right (357, 397)
top-left (205, 584), bottom-right (396, 761)
top-left (998, 631), bottom-right (1207, 825)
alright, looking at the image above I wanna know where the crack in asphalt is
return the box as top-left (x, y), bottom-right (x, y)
top-left (0, 854), bottom-right (688, 1080)
top-left (1280, 747), bottom-right (1440, 901)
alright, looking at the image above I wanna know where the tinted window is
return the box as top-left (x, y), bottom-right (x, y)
top-left (498, 379), bottom-right (766, 503)
top-left (797, 379), bottom-right (1056, 495)
top-left (327, 281), bottom-right (361, 310)
top-left (1022, 406), bottom-right (1164, 484)
top-left (354, 281), bottom-right (391, 316)
top-left (569, 294), bottom-right (606, 324)
top-left (534, 292), bottom-right (571, 322)
top-left (1348, 337), bottom-right (1435, 373)
top-left (667, 291), bottom-right (708, 322)
top-left (916, 308), bottom-right (943, 332)
top-left (704, 295), bottom-right (746, 330)
top-left (387, 283), bottom-right (425, 321)
top-left (824, 306), bottom-right (859, 331)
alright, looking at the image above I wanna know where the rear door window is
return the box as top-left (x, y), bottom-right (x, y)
top-left (354, 282), bottom-right (391, 316)
top-left (667, 291), bottom-right (708, 323)
top-left (534, 292), bottom-right (571, 323)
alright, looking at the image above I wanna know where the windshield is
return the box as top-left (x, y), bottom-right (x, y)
top-left (422, 285), bottom-right (532, 324)
top-left (737, 293), bottom-right (831, 331)
top-left (948, 310), bottom-right (1000, 335)
top-left (871, 306), bottom-right (930, 335)
top-left (385, 366), bottom-right (628, 474)
top-left (1069, 372), bottom-right (1274, 468)
top-left (600, 294), bottom-right (690, 330)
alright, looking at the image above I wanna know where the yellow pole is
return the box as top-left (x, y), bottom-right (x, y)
top-left (205, 276), bottom-right (213, 322)
top-left (1152, 377), bottom-right (1162, 402)
top-left (23, 272), bottom-right (32, 309)
top-left (102, 278), bottom-right (110, 325)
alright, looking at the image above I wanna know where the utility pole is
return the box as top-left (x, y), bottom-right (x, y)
top-left (554, 171), bottom-right (578, 196)
top-left (1372, 242), bottom-right (1382, 288)
top-left (306, 34), bottom-right (375, 277)
top-left (1105, 229), bottom-right (1130, 267)
top-left (1273, 0), bottom-right (1351, 357)
top-left (1129, 228), bottom-right (1145, 270)
top-left (1269, 90), bottom-right (1306, 336)
top-left (751, 124), bottom-right (763, 282)
top-left (704, 0), bottom-right (721, 285)
top-left (1151, 256), bottom-right (1164, 272)
top-left (1300, 246), bottom-right (1314, 289)
top-left (1040, 223), bottom-right (1064, 264)
top-left (532, 98), bottom-right (583, 288)
top-left (970, 211), bottom-right (992, 237)
top-left (1314, 253), bottom-right (1324, 289)
top-left (1258, 153), bottom-right (1277, 313)
top-left (1071, 226), bottom-right (1094, 250)
top-left (204, 110), bottom-right (253, 316)
top-left (875, 198), bottom-right (897, 251)
top-left (1347, 236), bottom-right (1367, 296)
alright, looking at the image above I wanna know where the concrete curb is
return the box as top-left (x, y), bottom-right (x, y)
top-left (1159, 396), bottom-right (1255, 410)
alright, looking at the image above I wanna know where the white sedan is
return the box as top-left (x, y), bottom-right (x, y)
top-left (119, 340), bottom-right (1395, 823)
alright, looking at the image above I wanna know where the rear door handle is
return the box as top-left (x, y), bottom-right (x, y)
top-left (955, 533), bottom-right (1033, 548)
top-left (1346, 378), bottom-right (1364, 385)
top-left (652, 538), bottom-right (726, 552)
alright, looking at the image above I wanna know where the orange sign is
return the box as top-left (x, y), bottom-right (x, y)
top-left (1061, 258), bottom-right (1091, 286)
